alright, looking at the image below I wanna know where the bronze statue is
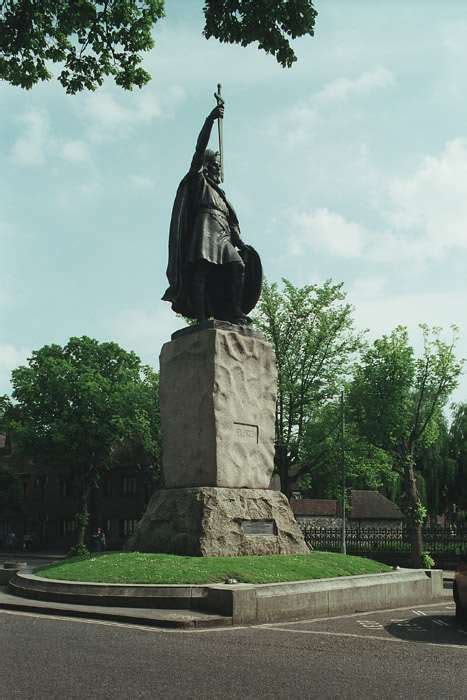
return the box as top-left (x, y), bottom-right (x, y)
top-left (162, 90), bottom-right (262, 325)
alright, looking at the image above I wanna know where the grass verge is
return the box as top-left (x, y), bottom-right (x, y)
top-left (35, 551), bottom-right (392, 585)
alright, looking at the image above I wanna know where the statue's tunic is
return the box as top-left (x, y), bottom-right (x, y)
top-left (186, 126), bottom-right (242, 267)
top-left (186, 178), bottom-right (242, 266)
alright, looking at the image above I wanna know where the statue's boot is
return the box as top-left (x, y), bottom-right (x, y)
top-left (191, 267), bottom-right (208, 322)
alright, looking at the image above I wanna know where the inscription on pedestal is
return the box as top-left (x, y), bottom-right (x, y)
top-left (234, 422), bottom-right (259, 444)
top-left (241, 520), bottom-right (276, 536)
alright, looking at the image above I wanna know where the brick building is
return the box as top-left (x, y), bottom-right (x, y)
top-left (0, 432), bottom-right (156, 550)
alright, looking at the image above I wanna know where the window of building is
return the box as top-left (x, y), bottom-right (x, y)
top-left (120, 519), bottom-right (138, 537)
top-left (59, 478), bottom-right (72, 498)
top-left (121, 476), bottom-right (137, 496)
top-left (62, 518), bottom-right (77, 535)
top-left (100, 477), bottom-right (111, 497)
top-left (0, 520), bottom-right (11, 539)
top-left (35, 476), bottom-right (48, 501)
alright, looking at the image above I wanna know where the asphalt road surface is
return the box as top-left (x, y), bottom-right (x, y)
top-left (1, 600), bottom-right (465, 699)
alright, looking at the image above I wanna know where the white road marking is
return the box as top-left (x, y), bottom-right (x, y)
top-left (412, 609), bottom-right (428, 616)
top-left (357, 620), bottom-right (384, 629)
top-left (432, 619), bottom-right (451, 627)
top-left (258, 601), bottom-right (455, 628)
top-left (256, 627), bottom-right (467, 651)
top-left (0, 609), bottom-right (243, 634)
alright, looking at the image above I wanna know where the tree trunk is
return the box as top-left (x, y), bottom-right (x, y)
top-left (76, 485), bottom-right (90, 548)
top-left (276, 442), bottom-right (290, 497)
top-left (403, 458), bottom-right (424, 568)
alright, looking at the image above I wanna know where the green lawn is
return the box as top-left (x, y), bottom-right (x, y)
top-left (35, 551), bottom-right (391, 585)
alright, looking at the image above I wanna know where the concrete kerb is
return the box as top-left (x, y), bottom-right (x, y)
top-left (5, 569), bottom-right (444, 626)
top-left (8, 572), bottom-right (209, 610)
top-left (0, 562), bottom-right (28, 585)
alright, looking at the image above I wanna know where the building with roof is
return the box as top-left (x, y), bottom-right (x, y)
top-left (290, 489), bottom-right (404, 530)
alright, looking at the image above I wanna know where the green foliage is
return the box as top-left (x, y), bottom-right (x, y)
top-left (0, 0), bottom-right (165, 92)
top-left (67, 544), bottom-right (91, 559)
top-left (406, 500), bottom-right (427, 526)
top-left (9, 335), bottom-right (161, 540)
top-left (253, 278), bottom-right (363, 492)
top-left (421, 551), bottom-right (435, 569)
top-left (416, 417), bottom-right (456, 518)
top-left (10, 336), bottom-right (160, 476)
top-left (0, 1), bottom-right (318, 92)
top-left (299, 399), bottom-right (396, 499)
top-left (203, 0), bottom-right (318, 68)
top-left (349, 324), bottom-right (463, 564)
top-left (350, 325), bottom-right (463, 462)
top-left (0, 395), bottom-right (23, 513)
top-left (448, 403), bottom-right (467, 510)
top-left (76, 511), bottom-right (90, 529)
top-left (35, 551), bottom-right (391, 584)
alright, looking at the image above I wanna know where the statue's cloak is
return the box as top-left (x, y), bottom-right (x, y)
top-left (162, 173), bottom-right (194, 316)
top-left (162, 174), bottom-right (262, 320)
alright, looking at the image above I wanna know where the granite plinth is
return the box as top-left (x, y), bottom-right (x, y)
top-left (160, 324), bottom-right (277, 489)
top-left (126, 487), bottom-right (309, 557)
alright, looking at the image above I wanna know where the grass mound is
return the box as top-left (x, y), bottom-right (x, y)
top-left (35, 551), bottom-right (391, 585)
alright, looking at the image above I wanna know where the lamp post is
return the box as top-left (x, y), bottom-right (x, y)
top-left (340, 388), bottom-right (346, 555)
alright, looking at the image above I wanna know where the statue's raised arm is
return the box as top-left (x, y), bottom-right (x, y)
top-left (162, 94), bottom-right (262, 326)
top-left (189, 105), bottom-right (224, 174)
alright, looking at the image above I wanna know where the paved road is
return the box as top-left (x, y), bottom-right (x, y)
top-left (1, 600), bottom-right (465, 699)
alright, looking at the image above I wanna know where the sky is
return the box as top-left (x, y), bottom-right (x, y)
top-left (1, 0), bottom-right (467, 404)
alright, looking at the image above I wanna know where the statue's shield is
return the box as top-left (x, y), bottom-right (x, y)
top-left (240, 245), bottom-right (263, 314)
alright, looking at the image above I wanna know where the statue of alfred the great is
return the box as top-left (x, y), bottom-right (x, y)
top-left (162, 93), bottom-right (262, 325)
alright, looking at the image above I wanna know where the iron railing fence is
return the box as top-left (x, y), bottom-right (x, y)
top-left (301, 525), bottom-right (467, 555)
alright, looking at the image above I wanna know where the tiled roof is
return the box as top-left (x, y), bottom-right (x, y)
top-left (349, 490), bottom-right (403, 520)
top-left (290, 499), bottom-right (338, 517)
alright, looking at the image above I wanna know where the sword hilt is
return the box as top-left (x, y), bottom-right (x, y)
top-left (214, 83), bottom-right (224, 107)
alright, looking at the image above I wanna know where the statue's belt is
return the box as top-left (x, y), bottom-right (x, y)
top-left (199, 205), bottom-right (229, 217)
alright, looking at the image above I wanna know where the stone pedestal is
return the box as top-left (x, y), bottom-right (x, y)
top-left (128, 321), bottom-right (308, 557)
top-left (160, 321), bottom-right (277, 489)
top-left (126, 487), bottom-right (308, 556)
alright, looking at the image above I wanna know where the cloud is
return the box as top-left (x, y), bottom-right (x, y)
top-left (108, 306), bottom-right (183, 366)
top-left (129, 175), bottom-right (154, 190)
top-left (316, 67), bottom-right (395, 102)
top-left (83, 84), bottom-right (186, 142)
top-left (388, 138), bottom-right (467, 255)
top-left (0, 344), bottom-right (30, 395)
top-left (264, 67), bottom-right (394, 146)
top-left (11, 110), bottom-right (49, 166)
top-left (61, 140), bottom-right (90, 163)
top-left (287, 138), bottom-right (467, 265)
top-left (291, 208), bottom-right (367, 258)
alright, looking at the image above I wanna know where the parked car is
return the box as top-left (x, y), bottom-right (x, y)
top-left (453, 554), bottom-right (467, 621)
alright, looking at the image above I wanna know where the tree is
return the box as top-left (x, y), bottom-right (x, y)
top-left (298, 397), bottom-right (396, 500)
top-left (0, 0), bottom-right (165, 92)
top-left (203, 0), bottom-right (317, 68)
top-left (349, 325), bottom-right (463, 566)
top-left (0, 0), bottom-right (317, 93)
top-left (0, 396), bottom-right (23, 520)
top-left (416, 415), bottom-right (457, 523)
top-left (448, 404), bottom-right (467, 513)
top-left (8, 336), bottom-right (161, 550)
top-left (253, 278), bottom-right (363, 495)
